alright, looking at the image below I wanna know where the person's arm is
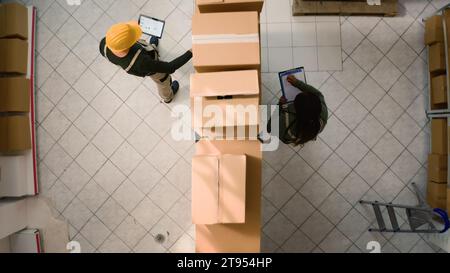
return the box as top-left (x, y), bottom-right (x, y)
top-left (140, 50), bottom-right (193, 74)
top-left (99, 38), bottom-right (106, 57)
top-left (291, 78), bottom-right (324, 99)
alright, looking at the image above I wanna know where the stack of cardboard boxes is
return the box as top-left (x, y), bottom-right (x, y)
top-left (191, 0), bottom-right (264, 253)
top-left (0, 3), bottom-right (32, 193)
top-left (425, 11), bottom-right (450, 213)
top-left (428, 119), bottom-right (448, 211)
top-left (426, 13), bottom-right (449, 110)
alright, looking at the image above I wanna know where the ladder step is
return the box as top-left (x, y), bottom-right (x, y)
top-left (372, 204), bottom-right (386, 231)
top-left (387, 206), bottom-right (400, 231)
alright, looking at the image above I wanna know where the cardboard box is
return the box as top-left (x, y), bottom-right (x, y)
top-left (427, 181), bottom-right (447, 210)
top-left (192, 154), bottom-right (246, 225)
top-left (0, 77), bottom-right (30, 113)
top-left (190, 70), bottom-right (260, 140)
top-left (428, 154), bottom-right (448, 183)
top-left (0, 3), bottom-right (28, 40)
top-left (431, 75), bottom-right (448, 106)
top-left (196, 0), bottom-right (264, 13)
top-left (192, 11), bottom-right (260, 73)
top-left (432, 118), bottom-right (448, 155)
top-left (425, 15), bottom-right (444, 45)
top-left (0, 199), bottom-right (27, 240)
top-left (195, 140), bottom-right (262, 253)
top-left (0, 38), bottom-right (28, 74)
top-left (429, 42), bottom-right (446, 75)
top-left (0, 115), bottom-right (31, 154)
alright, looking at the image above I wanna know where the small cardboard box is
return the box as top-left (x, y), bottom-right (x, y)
top-left (427, 181), bottom-right (447, 210)
top-left (0, 115), bottom-right (31, 154)
top-left (428, 154), bottom-right (448, 183)
top-left (192, 11), bottom-right (260, 73)
top-left (431, 75), bottom-right (448, 106)
top-left (429, 42), bottom-right (446, 75)
top-left (0, 3), bottom-right (28, 40)
top-left (190, 70), bottom-right (260, 140)
top-left (432, 118), bottom-right (448, 155)
top-left (196, 0), bottom-right (264, 13)
top-left (0, 77), bottom-right (30, 113)
top-left (0, 38), bottom-right (28, 74)
top-left (425, 15), bottom-right (444, 45)
top-left (192, 154), bottom-right (247, 225)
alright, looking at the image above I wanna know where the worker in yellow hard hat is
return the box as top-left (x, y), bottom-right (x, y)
top-left (99, 21), bottom-right (192, 104)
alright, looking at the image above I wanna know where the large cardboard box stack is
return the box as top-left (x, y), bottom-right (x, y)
top-left (426, 14), bottom-right (449, 110)
top-left (0, 2), bottom-right (31, 156)
top-left (191, 2), bottom-right (263, 253)
top-left (427, 119), bottom-right (448, 210)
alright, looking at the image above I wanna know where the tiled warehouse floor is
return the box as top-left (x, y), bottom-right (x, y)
top-left (6, 0), bottom-right (449, 253)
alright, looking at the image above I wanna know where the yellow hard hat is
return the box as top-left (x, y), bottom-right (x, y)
top-left (106, 21), bottom-right (142, 53)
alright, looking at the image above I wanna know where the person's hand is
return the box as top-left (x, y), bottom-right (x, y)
top-left (279, 96), bottom-right (288, 105)
top-left (287, 75), bottom-right (298, 85)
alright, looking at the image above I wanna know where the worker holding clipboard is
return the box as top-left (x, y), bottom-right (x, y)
top-left (268, 67), bottom-right (329, 147)
top-left (99, 18), bottom-right (192, 104)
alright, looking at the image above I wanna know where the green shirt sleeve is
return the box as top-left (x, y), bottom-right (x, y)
top-left (291, 79), bottom-right (329, 127)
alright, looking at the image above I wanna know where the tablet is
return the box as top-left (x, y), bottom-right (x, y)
top-left (279, 67), bottom-right (307, 102)
top-left (138, 15), bottom-right (165, 38)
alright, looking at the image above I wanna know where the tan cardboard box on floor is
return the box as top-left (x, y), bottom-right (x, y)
top-left (429, 42), bottom-right (446, 75)
top-left (196, 0), bottom-right (264, 13)
top-left (0, 39), bottom-right (28, 74)
top-left (195, 140), bottom-right (261, 253)
top-left (0, 115), bottom-right (31, 154)
top-left (192, 154), bottom-right (246, 225)
top-left (0, 3), bottom-right (28, 40)
top-left (428, 154), bottom-right (448, 183)
top-left (0, 77), bottom-right (30, 113)
top-left (432, 118), bottom-right (448, 155)
top-left (190, 70), bottom-right (260, 139)
top-left (192, 11), bottom-right (260, 73)
top-left (427, 181), bottom-right (447, 210)
top-left (431, 75), bottom-right (447, 107)
top-left (425, 15), bottom-right (444, 45)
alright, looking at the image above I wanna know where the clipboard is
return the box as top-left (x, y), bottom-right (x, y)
top-left (138, 15), bottom-right (165, 39)
top-left (279, 67), bottom-right (307, 103)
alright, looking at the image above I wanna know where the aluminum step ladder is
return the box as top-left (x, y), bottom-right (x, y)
top-left (360, 183), bottom-right (450, 234)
